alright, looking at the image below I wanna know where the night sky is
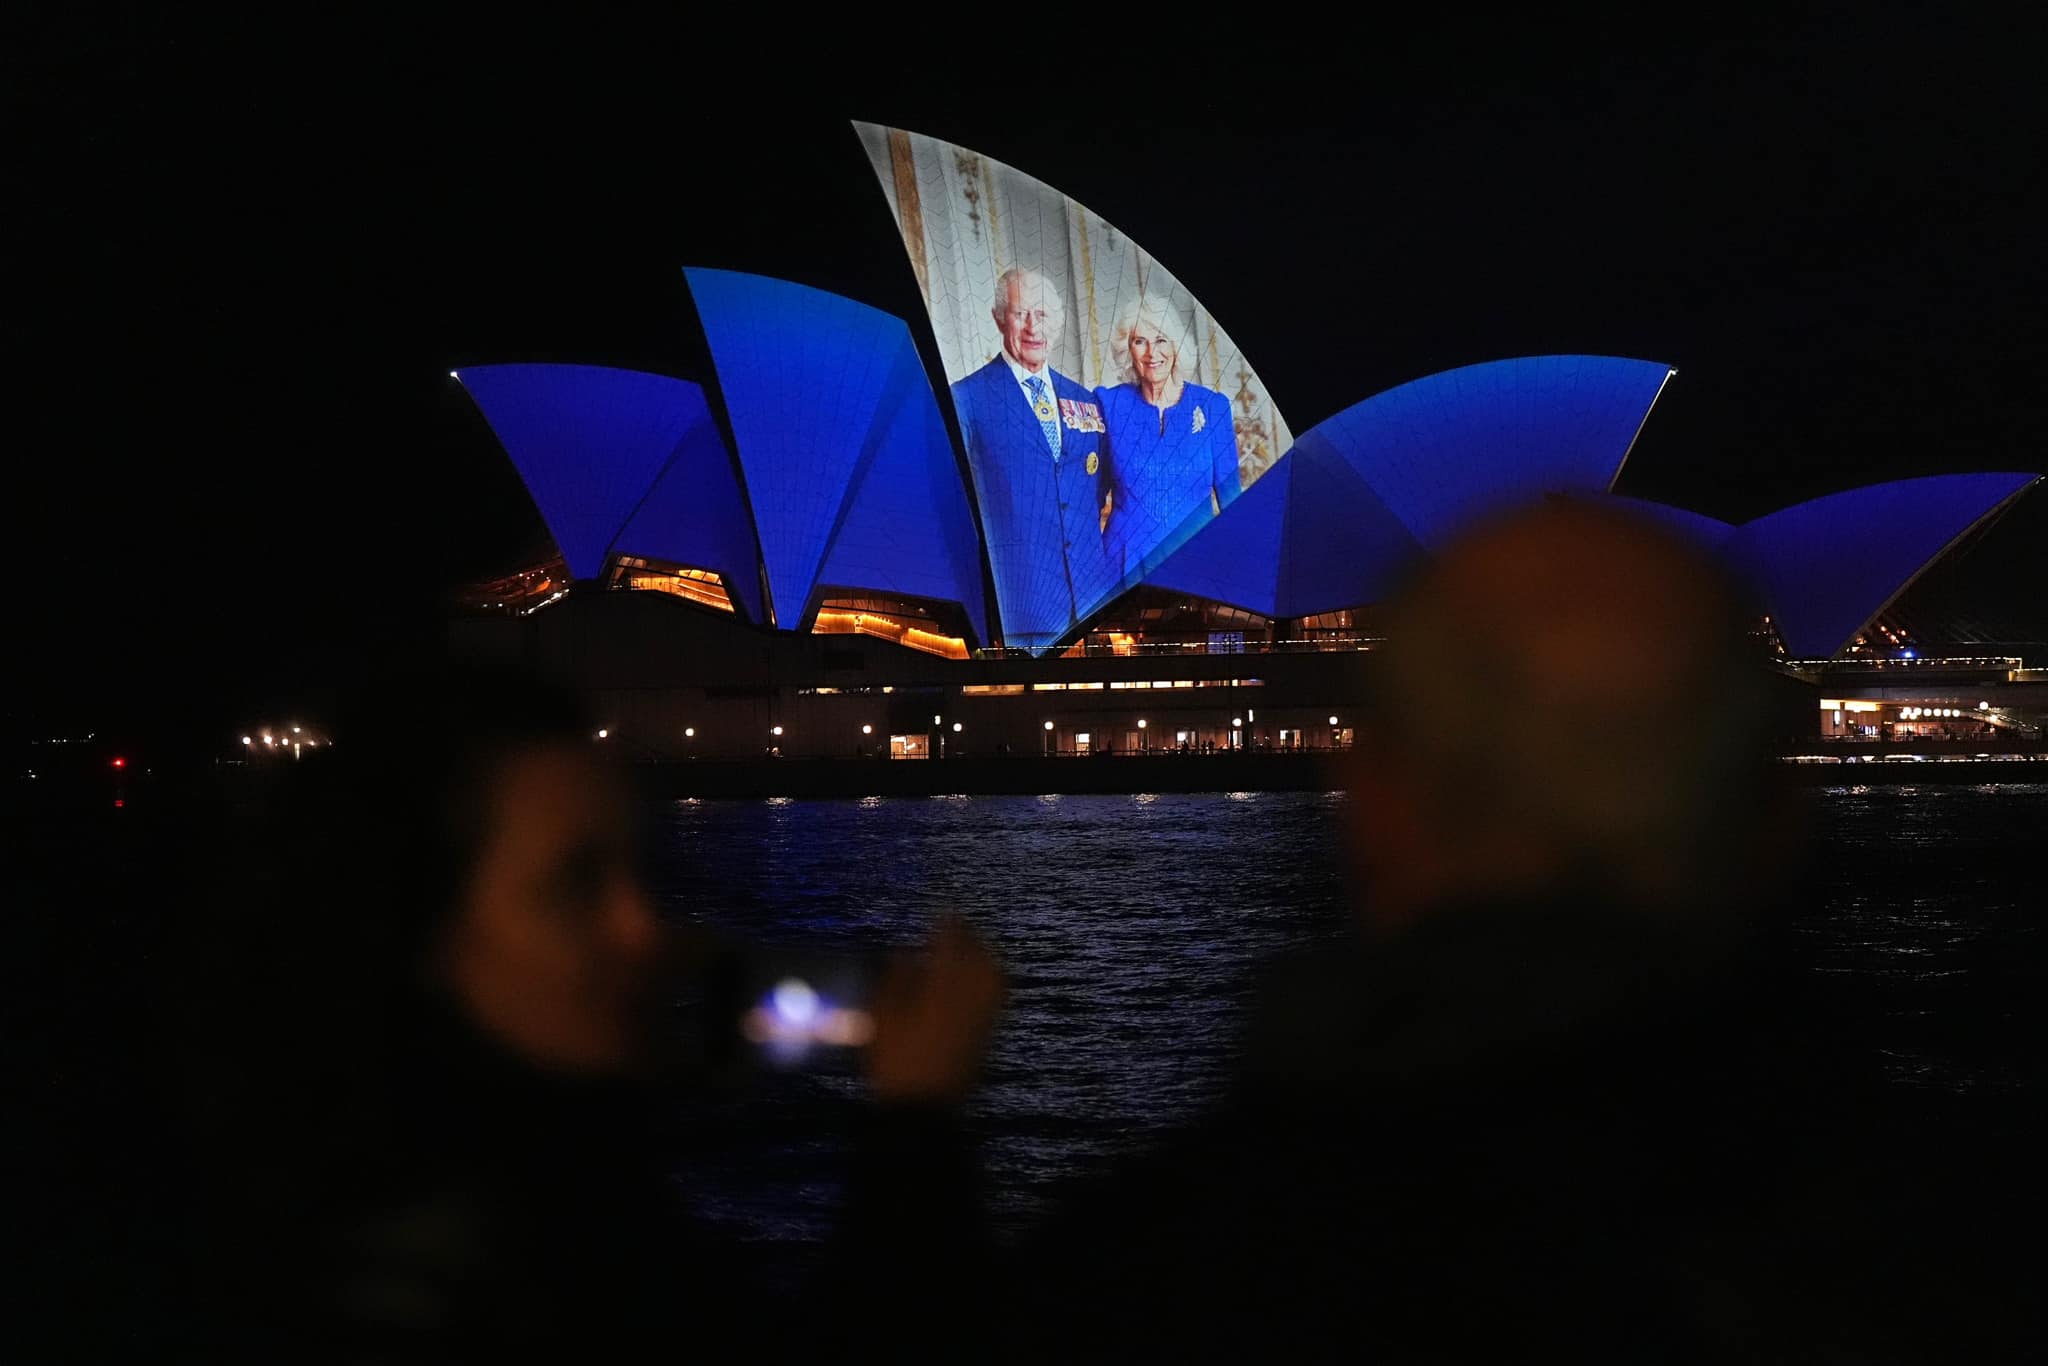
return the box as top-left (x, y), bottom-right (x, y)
top-left (13, 12), bottom-right (2045, 745)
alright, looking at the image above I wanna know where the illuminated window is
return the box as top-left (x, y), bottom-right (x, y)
top-left (813, 609), bottom-right (968, 659)
top-left (613, 557), bottom-right (736, 612)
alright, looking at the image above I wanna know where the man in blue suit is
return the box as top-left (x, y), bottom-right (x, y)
top-left (950, 267), bottom-right (1119, 653)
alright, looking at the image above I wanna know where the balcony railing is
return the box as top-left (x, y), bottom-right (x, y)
top-left (1791, 655), bottom-right (2023, 672)
top-left (976, 636), bottom-right (1384, 661)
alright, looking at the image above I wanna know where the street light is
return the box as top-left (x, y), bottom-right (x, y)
top-left (241, 736), bottom-right (251, 746)
top-left (1328, 716), bottom-right (1339, 727)
top-left (684, 727), bottom-right (695, 738)
top-left (771, 725), bottom-right (784, 736)
top-left (1043, 720), bottom-right (1054, 757)
top-left (597, 728), bottom-right (609, 739)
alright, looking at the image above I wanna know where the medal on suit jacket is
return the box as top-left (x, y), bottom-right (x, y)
top-left (1060, 399), bottom-right (1106, 433)
top-left (1084, 451), bottom-right (1099, 475)
top-left (1034, 391), bottom-right (1056, 421)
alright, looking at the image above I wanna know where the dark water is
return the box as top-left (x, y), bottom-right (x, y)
top-left (1796, 783), bottom-right (2047, 1096)
top-left (654, 784), bottom-right (2047, 1248)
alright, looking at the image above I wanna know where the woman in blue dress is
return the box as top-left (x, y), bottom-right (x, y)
top-left (1095, 300), bottom-right (1242, 585)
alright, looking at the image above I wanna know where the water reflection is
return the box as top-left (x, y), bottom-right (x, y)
top-left (659, 785), bottom-right (2047, 1244)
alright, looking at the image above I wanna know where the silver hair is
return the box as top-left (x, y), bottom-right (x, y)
top-left (1109, 299), bottom-right (1192, 388)
top-left (992, 266), bottom-right (1062, 322)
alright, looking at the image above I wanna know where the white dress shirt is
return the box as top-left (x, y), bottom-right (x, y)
top-left (1001, 349), bottom-right (1061, 456)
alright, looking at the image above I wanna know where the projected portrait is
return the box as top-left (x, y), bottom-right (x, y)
top-left (948, 266), bottom-right (1119, 651)
top-left (855, 123), bottom-right (1293, 653)
top-left (1096, 299), bottom-right (1243, 591)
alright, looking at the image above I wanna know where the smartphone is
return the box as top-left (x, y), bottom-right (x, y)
top-left (686, 942), bottom-right (880, 1072)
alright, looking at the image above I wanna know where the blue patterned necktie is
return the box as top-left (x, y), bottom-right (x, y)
top-left (1024, 373), bottom-right (1061, 458)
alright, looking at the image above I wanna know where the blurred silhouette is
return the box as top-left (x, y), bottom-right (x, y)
top-left (177, 665), bottom-right (1001, 1362)
top-left (1005, 503), bottom-right (2039, 1362)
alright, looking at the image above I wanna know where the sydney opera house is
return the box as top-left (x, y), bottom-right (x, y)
top-left (447, 125), bottom-right (2042, 763)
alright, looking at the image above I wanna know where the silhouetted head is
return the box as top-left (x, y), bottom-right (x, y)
top-left (1345, 501), bottom-right (1783, 935)
top-left (237, 665), bottom-right (667, 1077)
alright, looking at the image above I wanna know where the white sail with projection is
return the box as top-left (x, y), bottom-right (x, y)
top-left (855, 122), bottom-right (1291, 650)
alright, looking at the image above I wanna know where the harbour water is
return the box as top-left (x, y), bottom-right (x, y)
top-left (655, 784), bottom-right (2047, 1247)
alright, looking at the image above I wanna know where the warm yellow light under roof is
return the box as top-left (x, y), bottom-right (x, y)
top-left (812, 609), bottom-right (968, 660)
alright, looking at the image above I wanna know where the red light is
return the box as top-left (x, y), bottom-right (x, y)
top-left (112, 757), bottom-right (126, 768)
top-left (114, 799), bottom-right (125, 808)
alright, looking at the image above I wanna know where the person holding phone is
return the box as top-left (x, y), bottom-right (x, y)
top-left (180, 665), bottom-right (1004, 1361)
